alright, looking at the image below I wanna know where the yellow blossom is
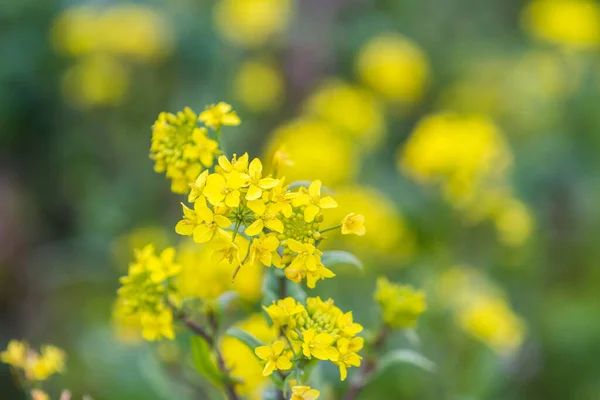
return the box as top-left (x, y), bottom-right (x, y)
top-left (254, 340), bottom-right (293, 376)
top-left (292, 180), bottom-right (338, 222)
top-left (0, 340), bottom-right (27, 368)
top-left (335, 337), bottom-right (363, 381)
top-left (264, 297), bottom-right (306, 328)
top-left (247, 158), bottom-right (280, 200)
top-left (175, 198), bottom-right (232, 243)
top-left (290, 386), bottom-right (320, 400)
top-left (247, 234), bottom-right (281, 267)
top-left (341, 213), bottom-right (365, 236)
top-left (188, 170), bottom-right (209, 203)
top-left (375, 277), bottom-right (427, 329)
top-left (356, 33), bottom-right (430, 103)
top-left (301, 329), bottom-right (338, 361)
top-left (199, 102), bottom-right (241, 129)
top-left (204, 170), bottom-right (246, 208)
top-left (28, 345), bottom-right (67, 381)
top-left (245, 201), bottom-right (284, 236)
top-left (214, 0), bottom-right (292, 48)
top-left (271, 145), bottom-right (294, 177)
top-left (150, 107), bottom-right (220, 193)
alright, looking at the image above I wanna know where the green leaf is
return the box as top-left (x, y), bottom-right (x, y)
top-left (190, 336), bottom-right (226, 387)
top-left (224, 327), bottom-right (265, 356)
top-left (366, 349), bottom-right (436, 385)
top-left (217, 291), bottom-right (239, 314)
top-left (321, 251), bottom-right (364, 272)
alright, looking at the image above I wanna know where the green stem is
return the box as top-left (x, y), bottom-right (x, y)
top-left (320, 224), bottom-right (341, 234)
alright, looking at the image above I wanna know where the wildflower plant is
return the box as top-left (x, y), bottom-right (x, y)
top-left (3, 101), bottom-right (431, 400)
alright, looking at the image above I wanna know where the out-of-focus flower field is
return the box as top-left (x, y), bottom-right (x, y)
top-left (2, 0), bottom-right (600, 399)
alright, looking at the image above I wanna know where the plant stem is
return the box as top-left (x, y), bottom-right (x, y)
top-left (319, 224), bottom-right (341, 234)
top-left (342, 326), bottom-right (390, 400)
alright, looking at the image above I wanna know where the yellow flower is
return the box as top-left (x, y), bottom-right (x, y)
top-left (356, 33), bottom-right (429, 103)
top-left (247, 158), bottom-right (280, 200)
top-left (267, 119), bottom-right (357, 185)
top-left (218, 153), bottom-right (249, 173)
top-left (150, 107), bottom-right (220, 193)
top-left (245, 200), bottom-right (284, 236)
top-left (188, 170), bottom-right (209, 203)
top-left (204, 171), bottom-right (246, 208)
top-left (175, 198), bottom-right (232, 243)
top-left (337, 312), bottom-right (363, 337)
top-left (335, 337), bottom-right (363, 381)
top-left (459, 295), bottom-right (526, 354)
top-left (493, 197), bottom-right (534, 247)
top-left (234, 60), bottom-right (284, 112)
top-left (374, 277), bottom-right (427, 329)
top-left (300, 329), bottom-right (338, 361)
top-left (214, 0), bottom-right (292, 48)
top-left (255, 340), bottom-right (293, 376)
top-left (522, 0), bottom-right (600, 49)
top-left (292, 180), bottom-right (337, 222)
top-left (1, 340), bottom-right (27, 368)
top-left (263, 297), bottom-right (305, 328)
top-left (271, 145), bottom-right (294, 177)
top-left (284, 238), bottom-right (334, 288)
top-left (140, 308), bottom-right (175, 341)
top-left (303, 80), bottom-right (386, 150)
top-left (199, 102), bottom-right (241, 129)
top-left (30, 390), bottom-right (50, 400)
top-left (247, 234), bottom-right (281, 267)
top-left (340, 213), bottom-right (365, 236)
top-left (29, 345), bottom-right (67, 381)
top-left (290, 386), bottom-right (320, 400)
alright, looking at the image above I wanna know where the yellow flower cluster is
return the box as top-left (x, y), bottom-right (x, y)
top-left (150, 105), bottom-right (229, 193)
top-left (400, 112), bottom-right (534, 246)
top-left (438, 267), bottom-right (526, 354)
top-left (1, 340), bottom-right (66, 382)
top-left (167, 113), bottom-right (366, 288)
top-left (290, 385), bottom-right (320, 400)
top-left (259, 297), bottom-right (364, 381)
top-left (116, 244), bottom-right (181, 341)
top-left (374, 277), bottom-right (427, 329)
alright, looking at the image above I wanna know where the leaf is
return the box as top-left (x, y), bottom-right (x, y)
top-left (217, 291), bottom-right (239, 313)
top-left (190, 336), bottom-right (226, 387)
top-left (138, 351), bottom-right (194, 400)
top-left (366, 349), bottom-right (436, 385)
top-left (224, 327), bottom-right (265, 356)
top-left (321, 251), bottom-right (364, 273)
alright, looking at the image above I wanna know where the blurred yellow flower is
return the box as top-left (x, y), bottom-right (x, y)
top-left (30, 390), bottom-right (49, 400)
top-left (199, 102), bottom-right (241, 129)
top-left (177, 237), bottom-right (263, 303)
top-left (493, 197), bottom-right (534, 247)
top-left (234, 60), bottom-right (284, 112)
top-left (323, 185), bottom-right (413, 257)
top-left (61, 54), bottom-right (129, 108)
top-left (356, 33), bottom-right (429, 103)
top-left (459, 295), bottom-right (526, 354)
top-left (291, 385), bottom-right (320, 400)
top-left (303, 80), bottom-right (386, 150)
top-left (437, 267), bottom-right (526, 354)
top-left (522, 0), bottom-right (600, 49)
top-left (112, 298), bottom-right (143, 344)
top-left (214, 0), bottom-right (293, 48)
top-left (374, 277), bottom-right (427, 329)
top-left (220, 314), bottom-right (278, 399)
top-left (400, 113), bottom-right (512, 207)
top-left (51, 4), bottom-right (173, 60)
top-left (0, 340), bottom-right (27, 368)
top-left (266, 119), bottom-right (357, 185)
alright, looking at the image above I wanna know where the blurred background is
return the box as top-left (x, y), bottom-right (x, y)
top-left (2, 0), bottom-right (600, 398)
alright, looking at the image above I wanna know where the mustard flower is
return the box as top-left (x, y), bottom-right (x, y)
top-left (0, 340), bottom-right (27, 368)
top-left (290, 386), bottom-right (320, 400)
top-left (254, 340), bottom-right (293, 376)
top-left (300, 329), bottom-right (338, 361)
top-left (341, 213), bottom-right (366, 236)
top-left (335, 337), bottom-right (363, 381)
top-left (175, 198), bottom-right (232, 243)
top-left (199, 102), bottom-right (241, 129)
top-left (292, 180), bottom-right (338, 222)
top-left (375, 277), bottom-right (427, 329)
